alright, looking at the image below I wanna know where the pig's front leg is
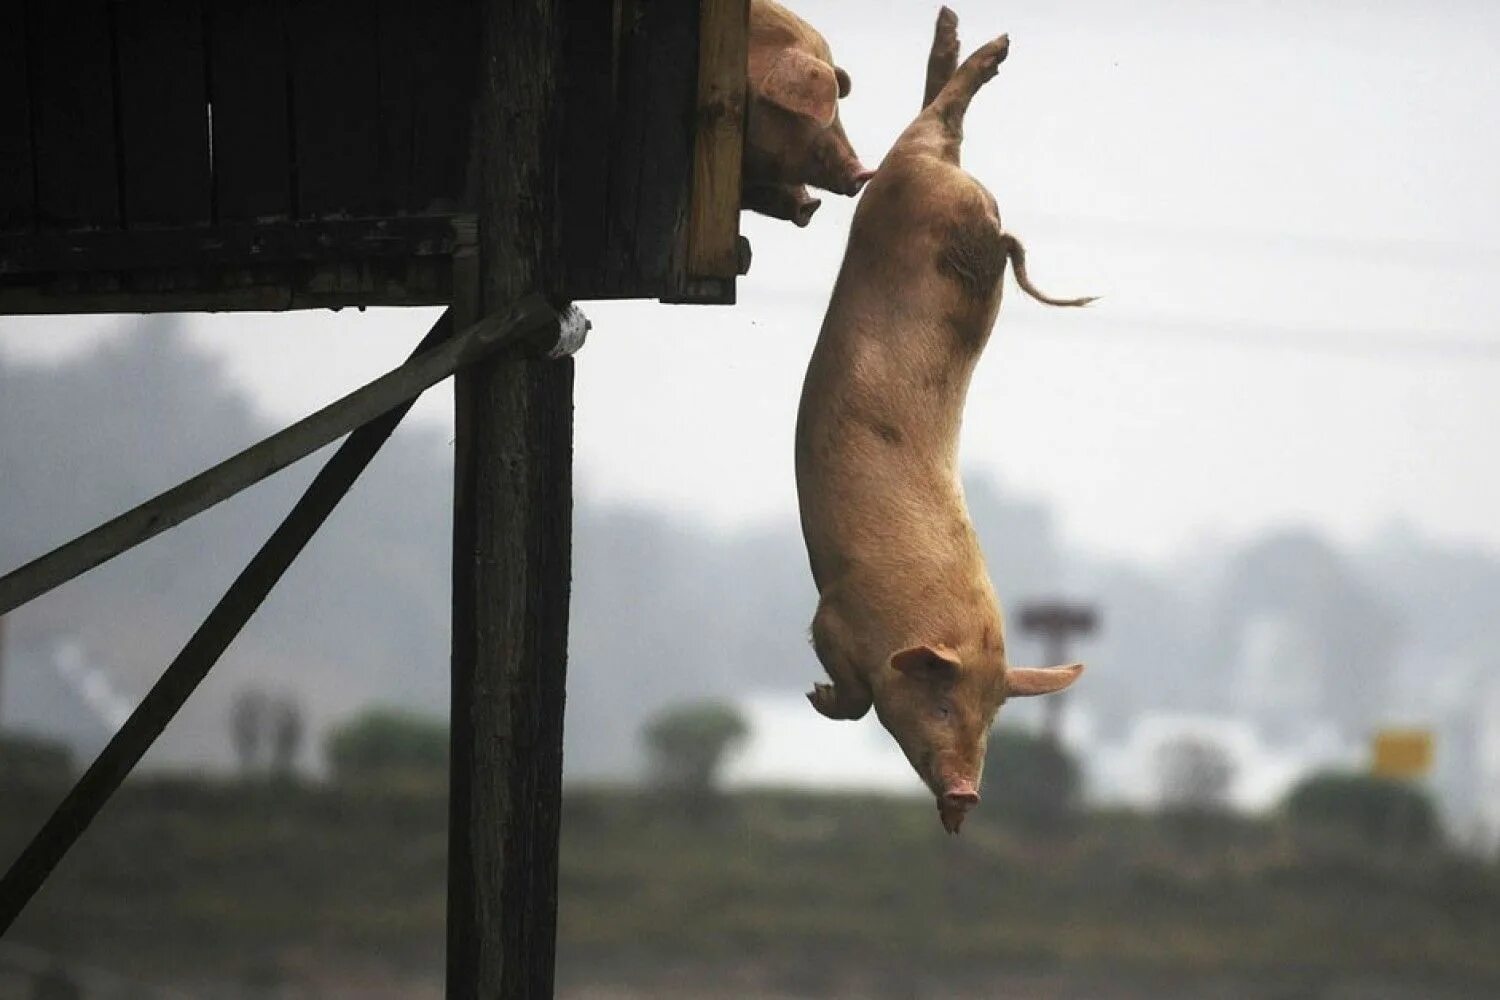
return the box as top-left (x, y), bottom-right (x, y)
top-left (743, 182), bottom-right (822, 228)
top-left (808, 599), bottom-right (873, 720)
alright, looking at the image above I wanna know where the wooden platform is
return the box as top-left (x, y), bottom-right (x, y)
top-left (0, 0), bottom-right (746, 313)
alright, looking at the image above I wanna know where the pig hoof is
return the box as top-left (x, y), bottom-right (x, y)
top-left (807, 682), bottom-right (868, 720)
top-left (795, 199), bottom-right (821, 227)
top-left (807, 683), bottom-right (838, 717)
top-left (981, 35), bottom-right (1011, 76)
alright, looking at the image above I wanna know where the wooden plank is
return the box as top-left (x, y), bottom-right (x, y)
top-left (29, 0), bottom-right (119, 228)
top-left (208, 0), bottom-right (293, 221)
top-left (448, 0), bottom-right (573, 995)
top-left (593, 0), bottom-right (698, 299)
top-left (0, 216), bottom-right (461, 274)
top-left (376, 0), bottom-right (417, 213)
top-left (0, 269), bottom-right (453, 314)
top-left (0, 313), bottom-right (452, 937)
top-left (0, 4), bottom-right (35, 231)
top-left (290, 0), bottom-right (383, 216)
top-left (114, 0), bottom-right (212, 227)
top-left (684, 0), bottom-right (748, 286)
top-left (0, 297), bottom-right (565, 618)
top-left (381, 0), bottom-right (481, 214)
top-left (556, 3), bottom-right (617, 293)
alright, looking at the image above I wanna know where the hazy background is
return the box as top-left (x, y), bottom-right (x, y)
top-left (3, 0), bottom-right (1500, 995)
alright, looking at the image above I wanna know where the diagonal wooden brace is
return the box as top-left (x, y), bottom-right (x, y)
top-left (0, 295), bottom-right (587, 934)
top-left (0, 295), bottom-right (587, 616)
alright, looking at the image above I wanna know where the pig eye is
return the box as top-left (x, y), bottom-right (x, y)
top-left (932, 701), bottom-right (953, 721)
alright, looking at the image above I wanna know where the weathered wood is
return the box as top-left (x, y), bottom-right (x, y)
top-left (0, 316), bottom-right (449, 937)
top-left (291, 0), bottom-right (383, 216)
top-left (380, 0), bottom-right (481, 214)
top-left (0, 215), bottom-right (465, 314)
top-left (0, 296), bottom-right (564, 617)
top-left (114, 0), bottom-right (212, 226)
top-left (208, 0), bottom-right (293, 221)
top-left (0, 5), bottom-right (34, 232)
top-left (592, 0), bottom-right (699, 300)
top-left (556, 4), bottom-right (617, 294)
top-left (684, 0), bottom-right (748, 289)
top-left (0, 264), bottom-right (452, 315)
top-left (30, 0), bottom-right (119, 227)
top-left (0, 216), bottom-right (461, 275)
top-left (448, 0), bottom-right (574, 995)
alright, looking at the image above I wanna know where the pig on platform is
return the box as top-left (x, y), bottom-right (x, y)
top-left (794, 8), bottom-right (1096, 833)
top-left (742, 0), bottom-right (874, 227)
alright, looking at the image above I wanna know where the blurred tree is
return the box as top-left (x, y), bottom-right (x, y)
top-left (1283, 771), bottom-right (1439, 853)
top-left (1156, 736), bottom-right (1235, 814)
top-left (229, 689), bottom-right (269, 775)
top-left (641, 701), bottom-right (748, 800)
top-left (1205, 530), bottom-right (1401, 741)
top-left (268, 696), bottom-right (305, 780)
top-left (325, 707), bottom-right (448, 783)
top-left (0, 733), bottom-right (73, 788)
top-left (982, 727), bottom-right (1081, 833)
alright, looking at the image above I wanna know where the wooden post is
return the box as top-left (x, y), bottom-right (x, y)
top-left (447, 1), bottom-right (573, 996)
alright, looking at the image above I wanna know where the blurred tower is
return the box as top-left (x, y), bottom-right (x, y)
top-left (1019, 599), bottom-right (1099, 740)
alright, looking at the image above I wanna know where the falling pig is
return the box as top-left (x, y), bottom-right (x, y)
top-left (741, 0), bottom-right (874, 227)
top-left (794, 8), bottom-right (1096, 833)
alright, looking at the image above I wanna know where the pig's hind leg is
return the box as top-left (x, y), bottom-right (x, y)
top-left (922, 7), bottom-right (960, 108)
top-left (807, 599), bottom-right (873, 720)
top-left (928, 32), bottom-right (1011, 143)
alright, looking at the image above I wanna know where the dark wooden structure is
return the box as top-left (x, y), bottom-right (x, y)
top-left (0, 1), bottom-right (749, 996)
top-left (0, 0), bottom-right (746, 310)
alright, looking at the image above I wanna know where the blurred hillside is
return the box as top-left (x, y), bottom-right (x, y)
top-left (2, 776), bottom-right (1498, 999)
top-left (2, 322), bottom-right (1499, 841)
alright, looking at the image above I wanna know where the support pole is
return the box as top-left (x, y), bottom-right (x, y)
top-left (447, 2), bottom-right (574, 997)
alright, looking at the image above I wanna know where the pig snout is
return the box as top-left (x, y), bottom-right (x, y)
top-left (814, 159), bottom-right (871, 197)
top-left (807, 121), bottom-right (873, 197)
top-left (937, 781), bottom-right (981, 835)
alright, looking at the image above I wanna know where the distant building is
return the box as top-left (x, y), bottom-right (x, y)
top-left (1086, 710), bottom-right (1361, 813)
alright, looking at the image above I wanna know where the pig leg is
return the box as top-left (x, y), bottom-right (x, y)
top-left (807, 599), bottom-right (873, 720)
top-left (743, 182), bottom-right (822, 227)
top-left (923, 7), bottom-right (960, 108)
top-left (928, 33), bottom-right (1011, 138)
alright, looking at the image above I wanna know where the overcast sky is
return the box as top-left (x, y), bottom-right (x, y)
top-left (3, 0), bottom-right (1498, 567)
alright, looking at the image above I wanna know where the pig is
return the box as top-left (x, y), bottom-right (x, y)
top-left (793, 8), bottom-right (1095, 834)
top-left (743, 0), bottom-right (874, 226)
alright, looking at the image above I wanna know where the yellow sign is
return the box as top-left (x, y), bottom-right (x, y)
top-left (1372, 729), bottom-right (1434, 780)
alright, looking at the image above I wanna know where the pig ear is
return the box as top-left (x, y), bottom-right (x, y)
top-left (1006, 663), bottom-right (1084, 698)
top-left (758, 49), bottom-right (840, 127)
top-left (835, 66), bottom-right (852, 99)
top-left (890, 644), bottom-right (962, 680)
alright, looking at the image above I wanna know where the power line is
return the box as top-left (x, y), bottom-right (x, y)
top-left (1015, 312), bottom-right (1500, 362)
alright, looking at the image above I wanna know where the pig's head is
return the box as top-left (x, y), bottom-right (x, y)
top-left (874, 644), bottom-right (1082, 834)
top-left (744, 0), bottom-right (873, 210)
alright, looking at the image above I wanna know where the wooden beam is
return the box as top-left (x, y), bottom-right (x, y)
top-left (447, 1), bottom-right (575, 995)
top-left (0, 266), bottom-right (453, 315)
top-left (0, 216), bottom-right (462, 275)
top-left (683, 0), bottom-right (748, 290)
top-left (0, 315), bottom-right (446, 935)
top-left (0, 295), bottom-right (568, 616)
